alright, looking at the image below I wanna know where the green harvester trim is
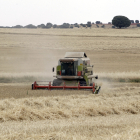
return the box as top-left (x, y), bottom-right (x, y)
top-left (84, 75), bottom-right (89, 86)
top-left (57, 65), bottom-right (61, 71)
top-left (77, 65), bottom-right (83, 71)
top-left (56, 65), bottom-right (61, 75)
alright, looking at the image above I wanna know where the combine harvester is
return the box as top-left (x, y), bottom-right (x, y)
top-left (32, 52), bottom-right (101, 94)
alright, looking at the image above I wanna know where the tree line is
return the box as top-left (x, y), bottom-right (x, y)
top-left (0, 22), bottom-right (103, 29)
top-left (0, 17), bottom-right (139, 29)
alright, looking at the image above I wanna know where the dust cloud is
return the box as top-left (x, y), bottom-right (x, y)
top-left (0, 47), bottom-right (66, 83)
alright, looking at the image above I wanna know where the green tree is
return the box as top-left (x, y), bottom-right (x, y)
top-left (37, 24), bottom-right (45, 28)
top-left (46, 23), bottom-right (53, 28)
top-left (24, 24), bottom-right (37, 28)
top-left (53, 24), bottom-right (57, 28)
top-left (87, 21), bottom-right (91, 27)
top-left (112, 16), bottom-right (131, 28)
top-left (96, 21), bottom-right (100, 24)
top-left (137, 24), bottom-right (140, 27)
top-left (70, 25), bottom-right (73, 28)
top-left (96, 25), bottom-right (99, 28)
top-left (13, 25), bottom-right (23, 28)
top-left (59, 23), bottom-right (70, 28)
top-left (130, 20), bottom-right (134, 23)
top-left (101, 25), bottom-right (105, 28)
top-left (135, 20), bottom-right (139, 23)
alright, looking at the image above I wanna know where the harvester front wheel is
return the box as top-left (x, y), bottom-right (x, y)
top-left (94, 86), bottom-right (101, 94)
top-left (53, 79), bottom-right (63, 86)
top-left (80, 80), bottom-right (87, 86)
top-left (32, 84), bottom-right (33, 90)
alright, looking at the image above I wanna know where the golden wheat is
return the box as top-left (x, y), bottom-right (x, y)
top-left (0, 93), bottom-right (140, 122)
top-left (0, 90), bottom-right (140, 139)
top-left (0, 28), bottom-right (140, 139)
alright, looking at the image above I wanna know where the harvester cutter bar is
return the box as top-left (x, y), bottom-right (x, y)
top-left (32, 81), bottom-right (96, 93)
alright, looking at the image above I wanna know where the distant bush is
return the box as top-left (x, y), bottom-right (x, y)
top-left (46, 23), bottom-right (53, 28)
top-left (12, 25), bottom-right (23, 28)
top-left (135, 20), bottom-right (139, 23)
top-left (53, 24), bottom-right (57, 28)
top-left (74, 24), bottom-right (79, 28)
top-left (59, 23), bottom-right (70, 28)
top-left (96, 21), bottom-right (100, 24)
top-left (74, 23), bottom-right (78, 26)
top-left (0, 26), bottom-right (4, 28)
top-left (5, 26), bottom-right (11, 28)
top-left (130, 20), bottom-right (134, 24)
top-left (24, 24), bottom-right (37, 28)
top-left (137, 24), bottom-right (140, 27)
top-left (70, 26), bottom-right (73, 28)
top-left (37, 24), bottom-right (45, 28)
top-left (108, 22), bottom-right (111, 24)
top-left (87, 21), bottom-right (91, 27)
top-left (96, 25), bottom-right (99, 28)
top-left (112, 26), bottom-right (115, 28)
top-left (83, 24), bottom-right (87, 27)
top-left (92, 22), bottom-right (94, 24)
top-left (101, 25), bottom-right (105, 28)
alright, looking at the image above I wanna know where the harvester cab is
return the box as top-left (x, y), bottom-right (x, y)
top-left (32, 52), bottom-right (101, 94)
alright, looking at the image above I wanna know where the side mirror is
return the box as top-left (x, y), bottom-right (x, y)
top-left (95, 75), bottom-right (98, 79)
top-left (52, 67), bottom-right (55, 72)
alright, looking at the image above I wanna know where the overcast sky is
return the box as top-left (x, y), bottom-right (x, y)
top-left (0, 0), bottom-right (140, 26)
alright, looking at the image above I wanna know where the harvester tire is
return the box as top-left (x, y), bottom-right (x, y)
top-left (80, 80), bottom-right (87, 86)
top-left (32, 84), bottom-right (33, 90)
top-left (94, 86), bottom-right (101, 94)
top-left (90, 83), bottom-right (93, 86)
top-left (53, 79), bottom-right (63, 86)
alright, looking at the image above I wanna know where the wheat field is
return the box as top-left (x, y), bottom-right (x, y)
top-left (0, 28), bottom-right (140, 140)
